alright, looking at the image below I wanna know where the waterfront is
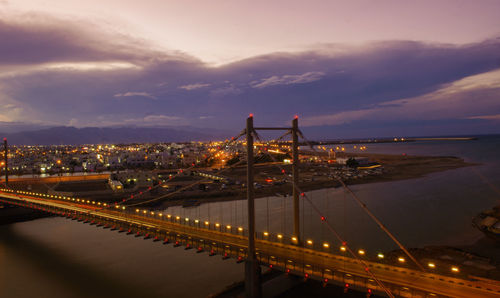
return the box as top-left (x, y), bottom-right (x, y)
top-left (1, 135), bottom-right (499, 297)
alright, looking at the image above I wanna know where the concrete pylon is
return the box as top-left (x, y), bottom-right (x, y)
top-left (245, 115), bottom-right (262, 298)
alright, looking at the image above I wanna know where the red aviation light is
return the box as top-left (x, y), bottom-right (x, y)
top-left (321, 216), bottom-right (326, 221)
top-left (249, 113), bottom-right (254, 118)
top-left (294, 115), bottom-right (298, 119)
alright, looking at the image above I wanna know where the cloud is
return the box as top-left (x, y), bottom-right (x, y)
top-left (1, 12), bottom-right (500, 137)
top-left (113, 92), bottom-right (157, 100)
top-left (178, 83), bottom-right (211, 90)
top-left (467, 114), bottom-right (500, 120)
top-left (300, 68), bottom-right (500, 127)
top-left (143, 114), bottom-right (183, 123)
top-left (250, 71), bottom-right (325, 88)
top-left (199, 116), bottom-right (213, 120)
top-left (126, 115), bottom-right (187, 126)
top-left (210, 86), bottom-right (242, 97)
top-left (0, 12), bottom-right (199, 75)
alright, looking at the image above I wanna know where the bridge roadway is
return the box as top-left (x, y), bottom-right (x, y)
top-left (2, 190), bottom-right (500, 298)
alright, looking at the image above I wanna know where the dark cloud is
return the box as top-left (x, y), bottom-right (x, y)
top-left (0, 14), bottom-right (198, 66)
top-left (1, 15), bottom-right (500, 137)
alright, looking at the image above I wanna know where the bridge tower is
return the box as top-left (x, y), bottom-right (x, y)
top-left (245, 115), bottom-right (262, 298)
top-left (2, 138), bottom-right (7, 186)
top-left (245, 115), bottom-right (301, 297)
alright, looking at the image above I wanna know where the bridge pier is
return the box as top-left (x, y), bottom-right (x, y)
top-left (245, 260), bottom-right (262, 298)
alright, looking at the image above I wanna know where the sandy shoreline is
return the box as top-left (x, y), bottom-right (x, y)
top-left (155, 153), bottom-right (475, 208)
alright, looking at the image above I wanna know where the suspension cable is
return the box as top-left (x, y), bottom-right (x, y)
top-left (299, 133), bottom-right (425, 272)
top-left (252, 130), bottom-right (394, 297)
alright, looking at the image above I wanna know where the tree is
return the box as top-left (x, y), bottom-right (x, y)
top-left (346, 157), bottom-right (359, 168)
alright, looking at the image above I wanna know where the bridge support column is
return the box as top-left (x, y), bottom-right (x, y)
top-left (245, 115), bottom-right (262, 298)
top-left (245, 260), bottom-right (262, 298)
top-left (292, 117), bottom-right (300, 243)
top-left (3, 138), bottom-right (7, 186)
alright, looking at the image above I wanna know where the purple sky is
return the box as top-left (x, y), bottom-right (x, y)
top-left (1, 0), bottom-right (500, 138)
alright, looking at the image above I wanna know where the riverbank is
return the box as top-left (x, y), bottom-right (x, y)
top-left (153, 153), bottom-right (474, 208)
top-left (1, 153), bottom-right (475, 210)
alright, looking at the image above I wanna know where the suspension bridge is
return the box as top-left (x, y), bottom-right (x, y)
top-left (1, 117), bottom-right (500, 298)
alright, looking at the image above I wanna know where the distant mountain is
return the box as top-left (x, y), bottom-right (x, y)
top-left (2, 126), bottom-right (233, 145)
top-left (0, 121), bottom-right (52, 134)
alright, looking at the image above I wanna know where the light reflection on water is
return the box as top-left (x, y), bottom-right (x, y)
top-left (0, 218), bottom-right (243, 298)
